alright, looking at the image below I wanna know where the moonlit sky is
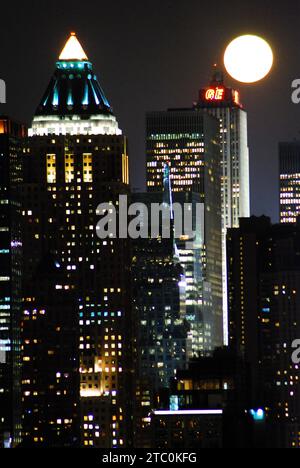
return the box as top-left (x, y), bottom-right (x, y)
top-left (1, 0), bottom-right (300, 222)
top-left (224, 35), bottom-right (273, 84)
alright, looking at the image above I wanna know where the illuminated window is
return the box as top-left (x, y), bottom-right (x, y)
top-left (122, 153), bottom-right (129, 184)
top-left (65, 154), bottom-right (75, 183)
top-left (83, 153), bottom-right (93, 183)
top-left (46, 154), bottom-right (56, 184)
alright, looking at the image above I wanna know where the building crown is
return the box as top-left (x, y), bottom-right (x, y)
top-left (29, 32), bottom-right (121, 136)
top-left (59, 32), bottom-right (88, 61)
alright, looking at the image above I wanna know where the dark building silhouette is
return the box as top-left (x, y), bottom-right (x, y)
top-left (150, 348), bottom-right (257, 448)
top-left (227, 216), bottom-right (300, 448)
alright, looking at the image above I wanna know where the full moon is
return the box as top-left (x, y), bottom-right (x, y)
top-left (224, 35), bottom-right (273, 83)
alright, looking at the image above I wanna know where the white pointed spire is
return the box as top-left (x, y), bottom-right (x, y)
top-left (59, 32), bottom-right (88, 61)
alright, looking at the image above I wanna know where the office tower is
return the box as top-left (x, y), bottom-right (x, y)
top-left (279, 141), bottom-right (300, 223)
top-left (146, 110), bottom-right (223, 352)
top-left (133, 166), bottom-right (188, 390)
top-left (150, 348), bottom-right (256, 449)
top-left (227, 216), bottom-right (300, 448)
top-left (22, 33), bottom-right (131, 448)
top-left (0, 117), bottom-right (26, 448)
top-left (132, 165), bottom-right (189, 447)
top-left (197, 70), bottom-right (250, 343)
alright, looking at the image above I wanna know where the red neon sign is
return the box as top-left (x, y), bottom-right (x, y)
top-left (205, 87), bottom-right (225, 101)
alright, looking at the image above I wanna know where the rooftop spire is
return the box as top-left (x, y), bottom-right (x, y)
top-left (210, 63), bottom-right (224, 86)
top-left (162, 164), bottom-right (179, 259)
top-left (59, 32), bottom-right (88, 61)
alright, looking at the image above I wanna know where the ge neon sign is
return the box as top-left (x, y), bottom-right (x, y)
top-left (205, 87), bottom-right (225, 101)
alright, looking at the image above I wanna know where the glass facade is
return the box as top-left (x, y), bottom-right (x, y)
top-left (146, 110), bottom-right (223, 352)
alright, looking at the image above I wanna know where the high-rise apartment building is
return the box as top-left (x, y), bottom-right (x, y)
top-left (21, 33), bottom-right (132, 448)
top-left (279, 141), bottom-right (300, 223)
top-left (0, 117), bottom-right (25, 448)
top-left (227, 216), bottom-right (300, 448)
top-left (21, 255), bottom-right (80, 447)
top-left (146, 109), bottom-right (222, 352)
top-left (197, 70), bottom-right (250, 343)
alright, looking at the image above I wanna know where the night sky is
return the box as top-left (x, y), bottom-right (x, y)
top-left (1, 0), bottom-right (300, 222)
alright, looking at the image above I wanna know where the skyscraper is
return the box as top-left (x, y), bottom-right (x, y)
top-left (197, 69), bottom-right (250, 344)
top-left (279, 141), bottom-right (300, 223)
top-left (21, 33), bottom-right (132, 448)
top-left (132, 165), bottom-right (189, 447)
top-left (146, 109), bottom-right (223, 352)
top-left (0, 117), bottom-right (25, 448)
top-left (227, 216), bottom-right (300, 448)
top-left (133, 165), bottom-right (188, 390)
top-left (21, 255), bottom-right (80, 447)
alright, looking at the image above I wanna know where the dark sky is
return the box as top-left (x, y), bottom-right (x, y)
top-left (1, 0), bottom-right (300, 222)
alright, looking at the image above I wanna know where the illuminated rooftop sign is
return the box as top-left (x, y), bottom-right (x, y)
top-left (205, 87), bottom-right (225, 101)
top-left (198, 86), bottom-right (242, 108)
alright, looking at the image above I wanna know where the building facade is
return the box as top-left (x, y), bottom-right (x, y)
top-left (150, 348), bottom-right (255, 448)
top-left (132, 165), bottom-right (189, 447)
top-left (279, 141), bottom-right (300, 223)
top-left (21, 33), bottom-right (132, 448)
top-left (197, 70), bottom-right (250, 343)
top-left (227, 216), bottom-right (300, 448)
top-left (0, 117), bottom-right (25, 448)
top-left (146, 110), bottom-right (223, 353)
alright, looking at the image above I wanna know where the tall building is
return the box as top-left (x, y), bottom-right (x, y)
top-left (132, 165), bottom-right (189, 447)
top-left (197, 69), bottom-right (250, 343)
top-left (146, 110), bottom-right (223, 352)
top-left (279, 141), bottom-right (300, 223)
top-left (21, 33), bottom-right (132, 448)
top-left (21, 255), bottom-right (80, 447)
top-left (133, 166), bottom-right (188, 390)
top-left (0, 117), bottom-right (25, 448)
top-left (227, 216), bottom-right (300, 448)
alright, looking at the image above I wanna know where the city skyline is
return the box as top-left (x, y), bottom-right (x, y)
top-left (1, 0), bottom-right (300, 222)
top-left (2, 1), bottom-right (300, 451)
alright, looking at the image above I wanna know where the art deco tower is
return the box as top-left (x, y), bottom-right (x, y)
top-left (197, 69), bottom-right (250, 344)
top-left (21, 33), bottom-right (131, 448)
